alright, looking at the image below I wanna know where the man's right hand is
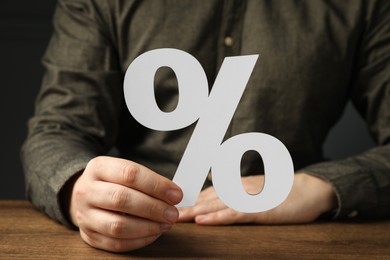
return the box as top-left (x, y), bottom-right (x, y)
top-left (69, 156), bottom-right (183, 252)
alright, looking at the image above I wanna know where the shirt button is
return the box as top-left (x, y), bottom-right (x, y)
top-left (224, 36), bottom-right (233, 47)
top-left (347, 210), bottom-right (359, 218)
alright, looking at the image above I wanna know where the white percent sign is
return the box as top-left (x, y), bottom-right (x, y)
top-left (124, 48), bottom-right (294, 213)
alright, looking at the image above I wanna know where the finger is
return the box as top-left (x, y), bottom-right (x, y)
top-left (196, 186), bottom-right (218, 203)
top-left (177, 186), bottom-right (219, 222)
top-left (78, 207), bottom-right (172, 239)
top-left (86, 157), bottom-right (183, 205)
top-left (80, 228), bottom-right (160, 253)
top-left (195, 208), bottom-right (254, 225)
top-left (178, 197), bottom-right (227, 222)
top-left (177, 206), bottom-right (195, 222)
top-left (89, 181), bottom-right (179, 224)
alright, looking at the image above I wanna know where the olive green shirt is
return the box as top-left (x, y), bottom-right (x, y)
top-left (22, 0), bottom-right (390, 227)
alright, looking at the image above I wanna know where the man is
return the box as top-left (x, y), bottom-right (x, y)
top-left (22, 0), bottom-right (389, 252)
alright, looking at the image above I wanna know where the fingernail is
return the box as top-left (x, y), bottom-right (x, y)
top-left (164, 207), bottom-right (179, 223)
top-left (166, 189), bottom-right (182, 204)
top-left (161, 223), bottom-right (172, 232)
top-left (196, 215), bottom-right (207, 223)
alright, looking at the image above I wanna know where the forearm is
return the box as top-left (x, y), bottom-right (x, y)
top-left (21, 132), bottom-right (99, 227)
top-left (302, 145), bottom-right (390, 219)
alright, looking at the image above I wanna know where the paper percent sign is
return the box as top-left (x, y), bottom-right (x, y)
top-left (124, 48), bottom-right (294, 213)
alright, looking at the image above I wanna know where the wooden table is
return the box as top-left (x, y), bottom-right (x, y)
top-left (1, 200), bottom-right (389, 259)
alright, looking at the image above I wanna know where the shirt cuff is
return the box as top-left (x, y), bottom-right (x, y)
top-left (300, 158), bottom-right (379, 220)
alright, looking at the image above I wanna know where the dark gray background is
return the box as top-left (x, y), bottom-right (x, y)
top-left (0, 1), bottom-right (375, 199)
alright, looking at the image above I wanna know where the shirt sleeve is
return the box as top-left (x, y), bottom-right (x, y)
top-left (21, 0), bottom-right (122, 227)
top-left (302, 1), bottom-right (390, 219)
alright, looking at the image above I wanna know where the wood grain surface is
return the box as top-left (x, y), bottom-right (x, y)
top-left (0, 200), bottom-right (389, 259)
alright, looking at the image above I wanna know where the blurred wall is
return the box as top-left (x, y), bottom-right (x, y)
top-left (0, 1), bottom-right (375, 199)
top-left (0, 0), bottom-right (57, 199)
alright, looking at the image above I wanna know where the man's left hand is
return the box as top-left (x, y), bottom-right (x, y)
top-left (177, 173), bottom-right (337, 225)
